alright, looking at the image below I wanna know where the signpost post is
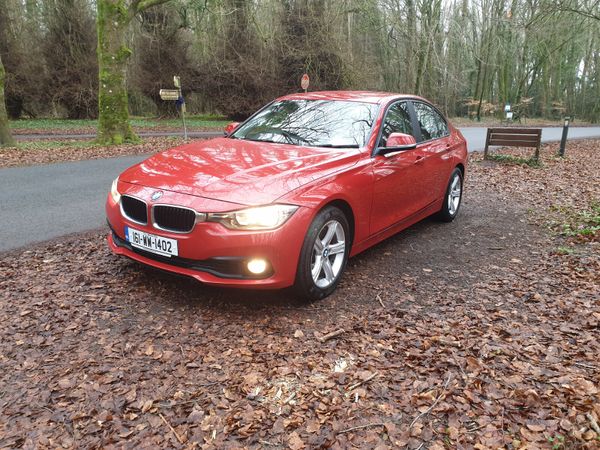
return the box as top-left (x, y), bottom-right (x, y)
top-left (559, 116), bottom-right (570, 157)
top-left (301, 74), bottom-right (310, 93)
top-left (159, 76), bottom-right (187, 140)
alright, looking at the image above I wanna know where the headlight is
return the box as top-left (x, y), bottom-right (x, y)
top-left (207, 204), bottom-right (298, 230)
top-left (110, 177), bottom-right (121, 203)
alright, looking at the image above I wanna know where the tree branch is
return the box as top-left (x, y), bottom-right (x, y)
top-left (559, 7), bottom-right (600, 21)
top-left (554, 0), bottom-right (600, 21)
top-left (130, 0), bottom-right (172, 16)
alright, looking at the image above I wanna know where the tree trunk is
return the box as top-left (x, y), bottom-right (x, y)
top-left (0, 54), bottom-right (15, 147)
top-left (406, 0), bottom-right (417, 91)
top-left (96, 0), bottom-right (137, 144)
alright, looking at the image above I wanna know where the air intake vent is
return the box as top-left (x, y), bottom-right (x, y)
top-left (121, 195), bottom-right (148, 224)
top-left (153, 205), bottom-right (196, 233)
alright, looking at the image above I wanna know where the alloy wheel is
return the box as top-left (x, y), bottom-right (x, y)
top-left (311, 220), bottom-right (346, 288)
top-left (448, 173), bottom-right (462, 216)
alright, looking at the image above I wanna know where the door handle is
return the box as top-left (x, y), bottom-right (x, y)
top-left (415, 155), bottom-right (425, 164)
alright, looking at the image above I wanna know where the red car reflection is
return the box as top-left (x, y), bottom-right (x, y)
top-left (106, 91), bottom-right (467, 300)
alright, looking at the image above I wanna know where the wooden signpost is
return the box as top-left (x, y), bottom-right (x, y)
top-left (159, 76), bottom-right (187, 140)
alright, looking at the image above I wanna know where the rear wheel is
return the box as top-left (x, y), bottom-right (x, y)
top-left (294, 206), bottom-right (350, 300)
top-left (437, 168), bottom-right (463, 222)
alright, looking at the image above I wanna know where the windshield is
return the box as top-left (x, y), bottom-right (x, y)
top-left (232, 99), bottom-right (379, 148)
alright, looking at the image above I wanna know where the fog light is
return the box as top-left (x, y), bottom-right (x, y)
top-left (247, 258), bottom-right (267, 274)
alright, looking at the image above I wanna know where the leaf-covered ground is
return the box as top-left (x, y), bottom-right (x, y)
top-left (1, 142), bottom-right (598, 449)
top-left (0, 137), bottom-right (184, 169)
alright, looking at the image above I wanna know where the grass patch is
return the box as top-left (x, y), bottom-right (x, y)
top-left (559, 203), bottom-right (600, 237)
top-left (9, 119), bottom-right (94, 130)
top-left (555, 246), bottom-right (576, 255)
top-left (486, 153), bottom-right (541, 167)
top-left (10, 140), bottom-right (101, 150)
top-left (9, 115), bottom-right (229, 131)
top-left (130, 116), bottom-right (229, 129)
top-left (547, 434), bottom-right (566, 450)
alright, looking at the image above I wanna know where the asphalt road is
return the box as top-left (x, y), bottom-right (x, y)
top-left (459, 126), bottom-right (600, 152)
top-left (2, 126), bottom-right (600, 252)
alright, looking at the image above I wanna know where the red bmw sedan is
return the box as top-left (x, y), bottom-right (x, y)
top-left (106, 91), bottom-right (467, 300)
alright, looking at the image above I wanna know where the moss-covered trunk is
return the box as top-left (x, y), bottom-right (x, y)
top-left (0, 54), bottom-right (15, 147)
top-left (96, 0), bottom-right (137, 144)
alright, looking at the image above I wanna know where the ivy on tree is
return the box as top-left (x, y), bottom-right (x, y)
top-left (0, 54), bottom-right (15, 147)
top-left (96, 0), bottom-right (173, 145)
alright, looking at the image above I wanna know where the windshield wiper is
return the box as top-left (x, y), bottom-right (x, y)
top-left (317, 144), bottom-right (360, 148)
top-left (244, 138), bottom-right (280, 144)
top-left (241, 136), bottom-right (360, 149)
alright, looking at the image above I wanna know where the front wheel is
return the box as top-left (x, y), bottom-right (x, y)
top-left (437, 168), bottom-right (463, 222)
top-left (294, 206), bottom-right (350, 301)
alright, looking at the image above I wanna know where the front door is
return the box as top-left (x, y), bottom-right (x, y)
top-left (370, 101), bottom-right (428, 235)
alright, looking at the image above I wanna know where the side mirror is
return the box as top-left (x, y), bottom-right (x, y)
top-left (224, 122), bottom-right (240, 136)
top-left (376, 132), bottom-right (417, 156)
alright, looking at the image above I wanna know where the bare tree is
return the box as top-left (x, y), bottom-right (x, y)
top-left (0, 0), bottom-right (599, 124)
top-left (131, 4), bottom-right (194, 117)
top-left (0, 0), bottom-right (47, 119)
top-left (43, 0), bottom-right (98, 119)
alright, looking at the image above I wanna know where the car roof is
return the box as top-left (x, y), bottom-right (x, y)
top-left (278, 90), bottom-right (422, 105)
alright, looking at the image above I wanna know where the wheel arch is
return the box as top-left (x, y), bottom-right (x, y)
top-left (319, 198), bottom-right (356, 250)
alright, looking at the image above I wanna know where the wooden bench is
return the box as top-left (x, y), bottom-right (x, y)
top-left (483, 127), bottom-right (542, 161)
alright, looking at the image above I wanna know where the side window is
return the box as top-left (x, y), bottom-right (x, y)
top-left (380, 102), bottom-right (414, 147)
top-left (413, 102), bottom-right (448, 141)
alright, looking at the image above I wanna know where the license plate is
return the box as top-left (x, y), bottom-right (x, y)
top-left (125, 226), bottom-right (178, 257)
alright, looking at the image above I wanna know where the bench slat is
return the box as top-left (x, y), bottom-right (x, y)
top-left (489, 131), bottom-right (541, 137)
top-left (487, 127), bottom-right (542, 135)
top-left (488, 139), bottom-right (540, 147)
top-left (490, 132), bottom-right (541, 140)
top-left (489, 135), bottom-right (541, 143)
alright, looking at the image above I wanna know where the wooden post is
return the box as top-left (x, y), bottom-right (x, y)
top-left (483, 128), bottom-right (491, 160)
top-left (558, 117), bottom-right (570, 157)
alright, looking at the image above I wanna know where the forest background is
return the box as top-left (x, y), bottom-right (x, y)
top-left (1, 0), bottom-right (599, 125)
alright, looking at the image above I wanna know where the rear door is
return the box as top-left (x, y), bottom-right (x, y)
top-left (410, 101), bottom-right (454, 204)
top-left (370, 100), bottom-right (428, 235)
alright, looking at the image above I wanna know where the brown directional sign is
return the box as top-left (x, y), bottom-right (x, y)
top-left (159, 76), bottom-right (187, 140)
top-left (159, 89), bottom-right (180, 101)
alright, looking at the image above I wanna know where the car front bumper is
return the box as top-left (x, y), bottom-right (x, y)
top-left (105, 190), bottom-right (311, 289)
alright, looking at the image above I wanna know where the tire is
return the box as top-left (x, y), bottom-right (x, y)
top-left (294, 206), bottom-right (350, 301)
top-left (437, 168), bottom-right (463, 222)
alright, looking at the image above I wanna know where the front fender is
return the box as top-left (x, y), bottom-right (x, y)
top-left (278, 157), bottom-right (374, 251)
